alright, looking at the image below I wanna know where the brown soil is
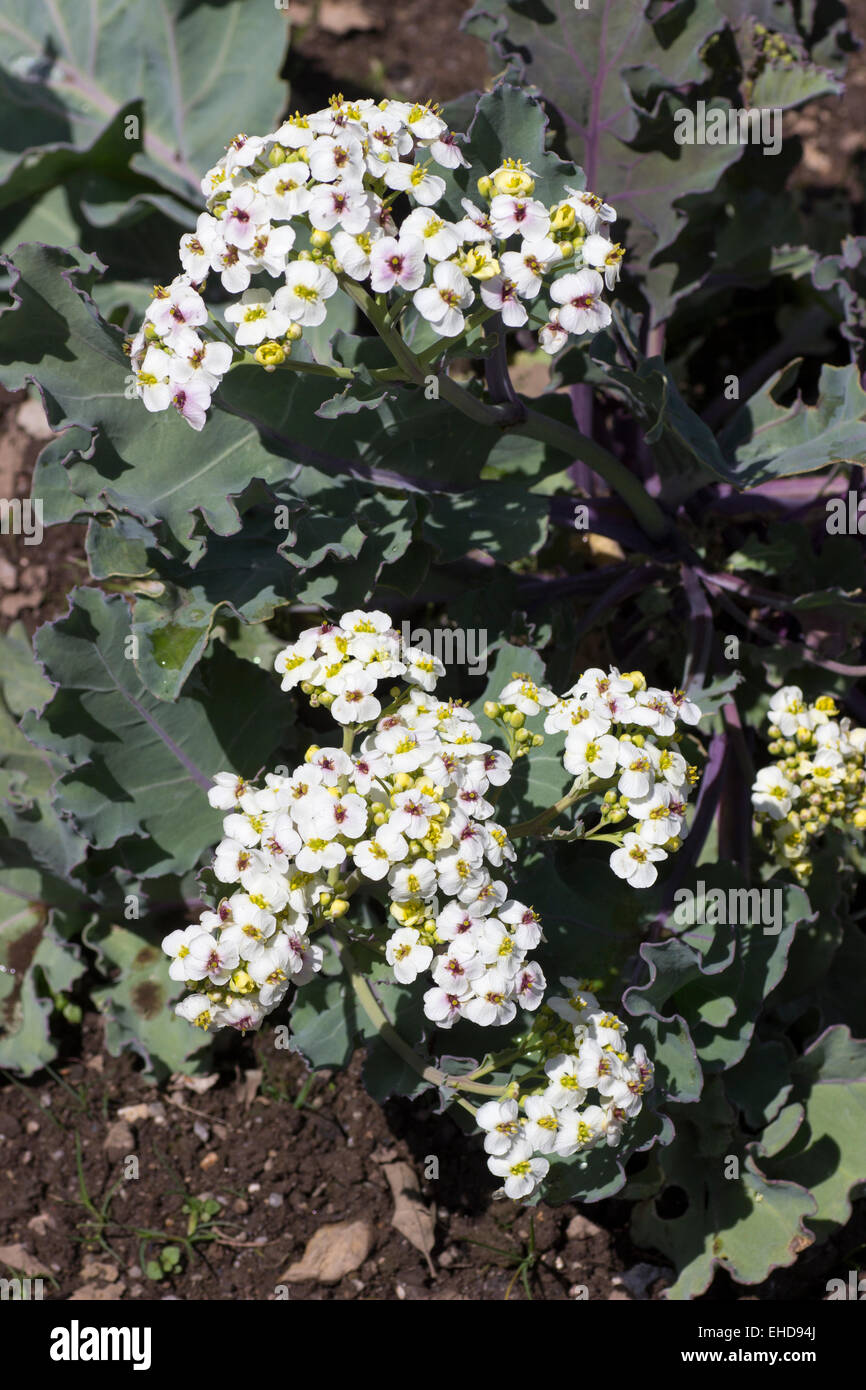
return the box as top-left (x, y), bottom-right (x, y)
top-left (0, 1017), bottom-right (660, 1302)
top-left (2, 1017), bottom-right (862, 1302)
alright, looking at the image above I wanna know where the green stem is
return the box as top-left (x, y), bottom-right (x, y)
top-left (332, 930), bottom-right (508, 1101)
top-left (340, 278), bottom-right (505, 426)
top-left (510, 408), bottom-right (671, 544)
top-left (341, 280), bottom-right (671, 542)
top-left (237, 350), bottom-right (403, 382)
top-left (508, 775), bottom-right (590, 839)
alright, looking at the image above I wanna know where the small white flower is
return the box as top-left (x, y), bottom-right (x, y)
top-left (565, 187), bottom-right (616, 234)
top-left (328, 670), bottom-right (381, 724)
top-left (768, 685), bottom-right (811, 737)
top-left (630, 784), bottom-right (686, 845)
top-left (369, 235), bottom-right (427, 293)
top-left (401, 207), bottom-right (460, 261)
top-left (185, 933), bottom-right (239, 985)
top-left (609, 834), bottom-right (667, 888)
top-left (412, 261), bottom-right (474, 337)
top-left (524, 1095), bottom-right (560, 1153)
top-left (752, 766), bottom-right (798, 819)
top-left (553, 1106), bottom-right (603, 1157)
top-left (389, 859), bottom-right (437, 901)
top-left (353, 824), bottom-right (408, 879)
top-left (563, 726), bottom-right (620, 780)
top-left (386, 927), bottom-right (434, 983)
top-left (476, 1098), bottom-right (521, 1155)
top-left (223, 184), bottom-right (267, 250)
top-left (479, 275), bottom-right (527, 327)
top-left (274, 261), bottom-right (338, 327)
top-left (550, 269), bottom-right (611, 336)
top-left (462, 969), bottom-right (516, 1026)
top-left (256, 162), bottom-right (313, 219)
top-left (489, 194), bottom-right (550, 242)
top-left (580, 233), bottom-right (625, 288)
top-left (538, 311), bottom-right (568, 354)
top-left (487, 1140), bottom-right (549, 1200)
top-left (134, 346), bottom-right (174, 412)
top-left (176, 995), bottom-right (215, 1029)
top-left (179, 212), bottom-right (221, 280)
top-left (543, 1053), bottom-right (587, 1109)
top-left (500, 236), bottom-right (561, 297)
top-left (244, 223), bottom-right (297, 277)
top-left (224, 289), bottom-right (290, 346)
top-left (146, 277), bottom-right (208, 338)
top-left (454, 198), bottom-right (494, 243)
top-left (308, 183), bottom-right (372, 234)
top-left (224, 132), bottom-right (267, 175)
top-left (499, 677), bottom-right (557, 717)
top-left (383, 159), bottom-right (446, 206)
top-left (170, 376), bottom-right (213, 431)
top-left (422, 986), bottom-right (465, 1027)
top-left (512, 961), bottom-right (546, 1010)
top-left (307, 133), bottom-right (366, 183)
top-left (162, 924), bottom-right (208, 981)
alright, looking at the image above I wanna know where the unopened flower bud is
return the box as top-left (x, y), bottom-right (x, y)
top-left (255, 340), bottom-right (286, 369)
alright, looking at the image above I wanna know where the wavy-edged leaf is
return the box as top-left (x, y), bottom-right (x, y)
top-left (22, 587), bottom-right (287, 876)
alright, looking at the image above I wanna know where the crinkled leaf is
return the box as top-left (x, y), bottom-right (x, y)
top-left (22, 587), bottom-right (286, 877)
top-left (720, 361), bottom-right (866, 485)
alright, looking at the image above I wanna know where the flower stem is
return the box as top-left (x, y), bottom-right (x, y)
top-left (508, 775), bottom-right (590, 838)
top-left (340, 277), bottom-right (505, 427)
top-left (510, 407), bottom-right (671, 544)
top-left (340, 278), bottom-right (671, 541)
top-left (332, 929), bottom-right (508, 1101)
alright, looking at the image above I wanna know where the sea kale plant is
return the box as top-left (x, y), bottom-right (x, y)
top-left (0, 0), bottom-right (865, 1299)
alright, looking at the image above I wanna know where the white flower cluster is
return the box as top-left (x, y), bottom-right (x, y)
top-left (129, 94), bottom-right (624, 428)
top-left (479, 981), bottom-right (653, 1200)
top-left (490, 667), bottom-right (703, 887)
top-left (163, 609), bottom-right (546, 1033)
top-left (751, 685), bottom-right (866, 883)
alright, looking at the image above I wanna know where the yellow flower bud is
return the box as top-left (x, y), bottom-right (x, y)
top-left (483, 701), bottom-right (502, 719)
top-left (329, 898), bottom-right (350, 918)
top-left (492, 167), bottom-right (534, 195)
top-left (310, 229), bottom-right (331, 248)
top-left (268, 145), bottom-right (287, 167)
top-left (549, 203), bottom-right (576, 232)
top-left (506, 710), bottom-right (525, 728)
top-left (853, 808), bottom-right (866, 829)
top-left (254, 340), bottom-right (286, 370)
top-left (230, 969), bottom-right (255, 994)
top-left (476, 175), bottom-right (493, 199)
top-left (285, 322), bottom-right (303, 341)
top-left (622, 671), bottom-right (647, 691)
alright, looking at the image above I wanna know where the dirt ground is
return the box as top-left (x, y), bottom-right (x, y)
top-left (1, 0), bottom-right (865, 1303)
top-left (2, 1017), bottom-right (863, 1302)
